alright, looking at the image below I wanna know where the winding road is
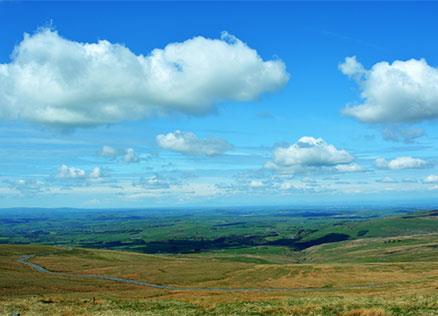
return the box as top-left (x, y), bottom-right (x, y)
top-left (17, 253), bottom-right (381, 293)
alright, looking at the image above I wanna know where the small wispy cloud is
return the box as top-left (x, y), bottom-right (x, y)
top-left (156, 130), bottom-right (232, 156)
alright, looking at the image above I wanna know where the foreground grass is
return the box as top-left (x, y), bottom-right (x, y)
top-left (1, 243), bottom-right (438, 315)
top-left (2, 294), bottom-right (437, 315)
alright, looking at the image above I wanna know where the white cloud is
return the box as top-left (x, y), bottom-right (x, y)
top-left (89, 167), bottom-right (103, 179)
top-left (249, 180), bottom-right (264, 188)
top-left (424, 174), bottom-right (438, 183)
top-left (266, 136), bottom-right (354, 173)
top-left (101, 145), bottom-right (118, 157)
top-left (145, 175), bottom-right (164, 186)
top-left (0, 29), bottom-right (288, 127)
top-left (375, 156), bottom-right (428, 170)
top-left (124, 148), bottom-right (139, 163)
top-left (335, 163), bottom-right (363, 173)
top-left (133, 174), bottom-right (171, 189)
top-left (57, 164), bottom-right (103, 179)
top-left (156, 130), bottom-right (232, 156)
top-left (57, 164), bottom-right (87, 179)
top-left (339, 56), bottom-right (367, 80)
top-left (340, 56), bottom-right (438, 123)
top-left (101, 146), bottom-right (140, 163)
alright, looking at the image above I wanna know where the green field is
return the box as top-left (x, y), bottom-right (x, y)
top-left (1, 208), bottom-right (436, 255)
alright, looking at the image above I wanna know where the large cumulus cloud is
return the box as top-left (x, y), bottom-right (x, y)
top-left (0, 29), bottom-right (288, 127)
top-left (265, 136), bottom-right (356, 173)
top-left (340, 56), bottom-right (438, 123)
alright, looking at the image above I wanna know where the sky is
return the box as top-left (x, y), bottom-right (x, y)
top-left (0, 1), bottom-right (437, 208)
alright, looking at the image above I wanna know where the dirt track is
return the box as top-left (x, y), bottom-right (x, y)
top-left (17, 254), bottom-right (384, 293)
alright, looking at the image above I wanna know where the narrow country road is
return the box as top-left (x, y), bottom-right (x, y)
top-left (17, 253), bottom-right (380, 293)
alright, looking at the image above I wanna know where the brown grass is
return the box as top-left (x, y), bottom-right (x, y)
top-left (342, 308), bottom-right (388, 316)
top-left (1, 244), bottom-right (437, 315)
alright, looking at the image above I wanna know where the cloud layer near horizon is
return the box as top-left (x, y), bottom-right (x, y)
top-left (0, 29), bottom-right (288, 127)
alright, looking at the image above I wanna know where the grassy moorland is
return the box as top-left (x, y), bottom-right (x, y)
top-left (1, 208), bottom-right (436, 254)
top-left (0, 209), bottom-right (437, 315)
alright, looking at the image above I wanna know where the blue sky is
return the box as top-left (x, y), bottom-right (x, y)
top-left (0, 2), bottom-right (437, 208)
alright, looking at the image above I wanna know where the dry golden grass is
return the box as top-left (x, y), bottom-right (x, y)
top-left (30, 247), bottom-right (438, 292)
top-left (341, 308), bottom-right (388, 316)
top-left (1, 244), bottom-right (437, 315)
